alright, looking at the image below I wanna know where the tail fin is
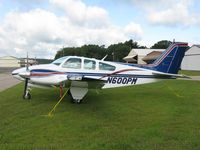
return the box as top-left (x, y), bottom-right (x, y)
top-left (150, 42), bottom-right (188, 74)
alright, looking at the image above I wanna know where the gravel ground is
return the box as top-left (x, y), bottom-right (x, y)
top-left (190, 76), bottom-right (200, 81)
top-left (0, 67), bottom-right (21, 92)
top-left (179, 76), bottom-right (200, 81)
top-left (0, 67), bottom-right (18, 74)
top-left (0, 74), bottom-right (21, 92)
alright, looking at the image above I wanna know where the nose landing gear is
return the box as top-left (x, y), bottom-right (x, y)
top-left (23, 78), bottom-right (31, 100)
top-left (23, 90), bottom-right (31, 99)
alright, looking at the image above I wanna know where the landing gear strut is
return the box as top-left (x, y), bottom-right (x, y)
top-left (23, 78), bottom-right (31, 100)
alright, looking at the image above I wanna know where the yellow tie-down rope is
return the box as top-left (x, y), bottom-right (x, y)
top-left (46, 88), bottom-right (69, 117)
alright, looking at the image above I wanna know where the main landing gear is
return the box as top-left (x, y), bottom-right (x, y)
top-left (67, 81), bottom-right (88, 104)
top-left (59, 82), bottom-right (88, 104)
top-left (67, 90), bottom-right (82, 104)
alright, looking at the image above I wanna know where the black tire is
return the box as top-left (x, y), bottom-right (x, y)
top-left (67, 90), bottom-right (72, 97)
top-left (74, 99), bottom-right (82, 104)
top-left (67, 90), bottom-right (74, 103)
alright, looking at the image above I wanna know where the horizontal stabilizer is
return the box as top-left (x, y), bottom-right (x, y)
top-left (152, 72), bottom-right (190, 78)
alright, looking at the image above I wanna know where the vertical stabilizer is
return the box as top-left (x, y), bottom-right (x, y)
top-left (150, 43), bottom-right (188, 74)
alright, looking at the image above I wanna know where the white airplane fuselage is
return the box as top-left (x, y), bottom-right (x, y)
top-left (12, 43), bottom-right (188, 103)
top-left (12, 57), bottom-right (160, 89)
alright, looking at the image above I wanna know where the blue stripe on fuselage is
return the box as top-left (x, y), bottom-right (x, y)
top-left (30, 69), bottom-right (171, 79)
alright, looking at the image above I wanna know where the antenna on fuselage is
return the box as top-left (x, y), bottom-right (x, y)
top-left (101, 55), bottom-right (108, 61)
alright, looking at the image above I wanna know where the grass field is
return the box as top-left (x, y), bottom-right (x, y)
top-left (179, 70), bottom-right (200, 76)
top-left (0, 80), bottom-right (200, 150)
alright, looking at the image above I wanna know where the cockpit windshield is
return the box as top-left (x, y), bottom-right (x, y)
top-left (51, 57), bottom-right (68, 66)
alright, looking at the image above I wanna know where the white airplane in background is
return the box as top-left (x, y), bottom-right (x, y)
top-left (12, 42), bottom-right (188, 103)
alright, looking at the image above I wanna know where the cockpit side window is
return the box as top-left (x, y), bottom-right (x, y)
top-left (52, 57), bottom-right (68, 66)
top-left (84, 59), bottom-right (96, 70)
top-left (62, 58), bottom-right (81, 69)
top-left (99, 62), bottom-right (116, 71)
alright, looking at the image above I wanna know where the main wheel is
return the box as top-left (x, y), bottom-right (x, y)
top-left (67, 90), bottom-right (74, 103)
top-left (67, 90), bottom-right (72, 97)
top-left (70, 98), bottom-right (83, 104)
top-left (73, 99), bottom-right (83, 104)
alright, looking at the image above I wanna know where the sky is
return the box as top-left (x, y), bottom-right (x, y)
top-left (0, 0), bottom-right (200, 59)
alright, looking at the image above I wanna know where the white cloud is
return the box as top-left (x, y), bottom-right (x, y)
top-left (124, 22), bottom-right (143, 39)
top-left (49, 0), bottom-right (109, 28)
top-left (147, 1), bottom-right (200, 26)
top-left (126, 0), bottom-right (200, 26)
top-left (0, 9), bottom-right (65, 58)
top-left (148, 3), bottom-right (189, 26)
top-left (0, 0), bottom-right (143, 59)
top-left (50, 0), bottom-right (87, 23)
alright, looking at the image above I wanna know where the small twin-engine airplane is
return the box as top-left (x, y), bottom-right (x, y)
top-left (12, 42), bottom-right (188, 103)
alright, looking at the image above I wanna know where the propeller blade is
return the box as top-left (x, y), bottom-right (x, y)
top-left (26, 52), bottom-right (29, 71)
top-left (23, 78), bottom-right (28, 99)
top-left (22, 52), bottom-right (31, 99)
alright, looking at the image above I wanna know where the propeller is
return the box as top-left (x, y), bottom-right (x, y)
top-left (26, 52), bottom-right (29, 71)
top-left (23, 52), bottom-right (31, 99)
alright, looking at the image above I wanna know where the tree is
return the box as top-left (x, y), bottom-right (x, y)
top-left (107, 43), bottom-right (131, 62)
top-left (79, 44), bottom-right (106, 59)
top-left (54, 39), bottom-right (145, 62)
top-left (151, 40), bottom-right (172, 49)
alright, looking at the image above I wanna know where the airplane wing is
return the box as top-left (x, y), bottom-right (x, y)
top-left (58, 74), bottom-right (106, 89)
top-left (152, 72), bottom-right (190, 78)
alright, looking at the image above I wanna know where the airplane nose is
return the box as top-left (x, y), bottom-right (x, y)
top-left (12, 68), bottom-right (27, 81)
top-left (18, 71), bottom-right (30, 78)
top-left (12, 71), bottom-right (22, 80)
top-left (12, 70), bottom-right (18, 76)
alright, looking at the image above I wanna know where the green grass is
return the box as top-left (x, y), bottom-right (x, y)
top-left (179, 70), bottom-right (200, 76)
top-left (0, 80), bottom-right (200, 150)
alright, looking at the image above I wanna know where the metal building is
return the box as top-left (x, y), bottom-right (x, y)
top-left (0, 56), bottom-right (21, 67)
top-left (123, 49), bottom-right (164, 64)
top-left (181, 45), bottom-right (200, 71)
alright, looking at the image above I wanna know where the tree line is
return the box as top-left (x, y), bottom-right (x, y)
top-left (54, 40), bottom-right (172, 62)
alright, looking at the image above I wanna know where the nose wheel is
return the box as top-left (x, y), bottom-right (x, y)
top-left (23, 91), bottom-right (31, 99)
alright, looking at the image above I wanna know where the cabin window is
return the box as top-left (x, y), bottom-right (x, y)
top-left (62, 58), bottom-right (81, 69)
top-left (99, 62), bottom-right (116, 71)
top-left (84, 59), bottom-right (96, 70)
